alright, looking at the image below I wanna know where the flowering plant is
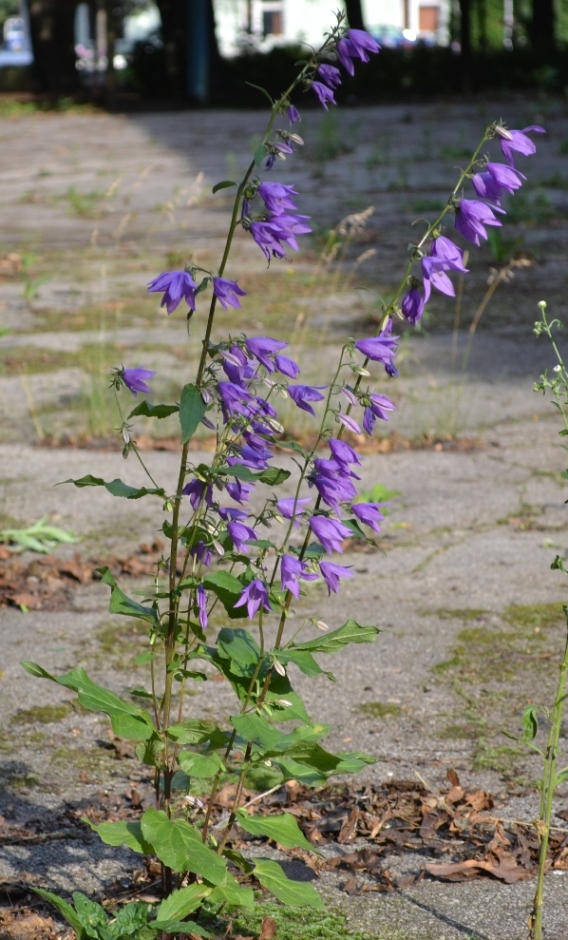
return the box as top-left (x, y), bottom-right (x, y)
top-left (24, 12), bottom-right (544, 937)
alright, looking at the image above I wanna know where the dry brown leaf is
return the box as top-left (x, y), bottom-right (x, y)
top-left (259, 916), bottom-right (278, 940)
top-left (447, 768), bottom-right (461, 787)
top-left (342, 876), bottom-right (359, 895)
top-left (338, 807), bottom-right (360, 843)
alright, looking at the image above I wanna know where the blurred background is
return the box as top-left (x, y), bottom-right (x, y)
top-left (0, 0), bottom-right (566, 105)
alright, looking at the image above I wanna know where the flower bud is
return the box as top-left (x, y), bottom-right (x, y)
top-left (316, 620), bottom-right (329, 632)
top-left (273, 659), bottom-right (286, 676)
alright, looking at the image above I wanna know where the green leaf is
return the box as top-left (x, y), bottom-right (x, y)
top-left (291, 619), bottom-right (379, 655)
top-left (258, 467), bottom-right (291, 485)
top-left (167, 718), bottom-right (224, 746)
top-left (278, 648), bottom-right (334, 680)
top-left (209, 881), bottom-right (255, 909)
top-left (153, 922), bottom-right (210, 936)
top-left (231, 712), bottom-right (284, 750)
top-left (212, 180), bottom-right (237, 194)
top-left (33, 889), bottom-right (85, 938)
top-left (128, 401), bottom-right (179, 419)
top-left (217, 627), bottom-right (261, 676)
top-left (178, 751), bottom-right (224, 777)
top-left (222, 848), bottom-right (255, 874)
top-left (254, 143), bottom-right (269, 166)
top-left (136, 732), bottom-right (165, 766)
top-left (65, 475), bottom-right (166, 500)
top-left (236, 810), bottom-right (316, 853)
top-left (155, 884), bottom-right (211, 923)
top-left (140, 808), bottom-right (233, 883)
top-left (98, 567), bottom-right (159, 626)
top-left (521, 705), bottom-right (539, 743)
top-left (203, 571), bottom-right (245, 618)
top-left (179, 384), bottom-right (207, 443)
top-left (72, 892), bottom-right (108, 930)
top-left (86, 818), bottom-right (154, 854)
top-left (555, 766), bottom-right (568, 786)
top-left (253, 859), bottom-right (324, 909)
top-left (225, 464), bottom-right (259, 481)
top-left (26, 664), bottom-right (155, 741)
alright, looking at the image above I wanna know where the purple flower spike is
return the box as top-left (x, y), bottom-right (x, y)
top-left (318, 64), bottom-right (342, 88)
top-left (287, 104), bottom-right (301, 124)
top-left (147, 270), bottom-right (197, 314)
top-left (499, 126), bottom-right (546, 166)
top-left (309, 515), bottom-right (352, 553)
top-left (320, 561), bottom-right (354, 595)
top-left (227, 520), bottom-right (257, 552)
top-left (258, 182), bottom-right (298, 215)
top-left (288, 384), bottom-right (327, 416)
top-left (122, 367), bottom-right (156, 396)
top-left (455, 199), bottom-right (502, 246)
top-left (234, 579), bottom-right (272, 619)
top-left (245, 336), bottom-right (288, 372)
top-left (401, 287), bottom-right (425, 326)
top-left (312, 81), bottom-right (336, 110)
top-left (197, 584), bottom-right (208, 630)
top-left (213, 277), bottom-right (246, 309)
top-left (352, 502), bottom-right (385, 532)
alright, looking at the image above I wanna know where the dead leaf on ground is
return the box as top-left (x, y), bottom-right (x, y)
top-left (259, 916), bottom-right (278, 940)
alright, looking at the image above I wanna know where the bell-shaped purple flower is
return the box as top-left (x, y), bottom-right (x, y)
top-left (182, 479), bottom-right (213, 510)
top-left (280, 554), bottom-right (318, 598)
top-left (472, 171), bottom-right (503, 202)
top-left (498, 126), bottom-right (545, 166)
top-left (288, 384), bottom-right (326, 416)
top-left (258, 182), bottom-right (298, 215)
top-left (486, 162), bottom-right (525, 194)
top-left (147, 270), bottom-right (197, 314)
top-left (276, 497), bottom-right (311, 525)
top-left (401, 287), bottom-right (425, 326)
top-left (352, 502), bottom-right (385, 532)
top-left (421, 258), bottom-right (456, 303)
top-left (213, 277), bottom-right (246, 309)
top-left (197, 584), bottom-right (208, 630)
top-left (337, 413), bottom-right (361, 435)
top-left (275, 354), bottom-right (300, 378)
top-left (328, 438), bottom-right (361, 468)
top-left (227, 520), bottom-right (258, 552)
top-left (245, 336), bottom-right (287, 372)
top-left (455, 199), bottom-right (502, 246)
top-left (249, 220), bottom-right (287, 260)
top-left (287, 104), bottom-right (301, 124)
top-left (218, 506), bottom-right (249, 522)
top-left (336, 37), bottom-right (357, 75)
top-left (347, 28), bottom-right (381, 60)
top-left (217, 382), bottom-right (256, 420)
top-left (234, 578), bottom-right (272, 619)
top-left (121, 367), bottom-right (156, 396)
top-left (318, 64), bottom-right (342, 88)
top-left (355, 330), bottom-right (398, 363)
top-left (312, 81), bottom-right (336, 110)
top-left (309, 515), bottom-right (352, 553)
top-left (320, 561), bottom-right (354, 595)
top-left (226, 478), bottom-right (254, 504)
top-left (430, 236), bottom-right (469, 273)
top-left (368, 393), bottom-right (395, 421)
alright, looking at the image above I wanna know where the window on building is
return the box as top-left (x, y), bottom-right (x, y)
top-left (262, 10), bottom-right (283, 36)
top-left (419, 6), bottom-right (439, 32)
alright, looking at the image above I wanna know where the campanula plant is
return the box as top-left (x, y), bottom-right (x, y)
top-left (24, 11), bottom-right (545, 936)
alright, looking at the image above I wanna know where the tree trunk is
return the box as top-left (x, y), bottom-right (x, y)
top-left (344, 0), bottom-right (365, 31)
top-left (28, 0), bottom-right (79, 94)
top-left (156, 0), bottom-right (222, 101)
top-left (530, 0), bottom-right (555, 54)
top-left (459, 0), bottom-right (472, 92)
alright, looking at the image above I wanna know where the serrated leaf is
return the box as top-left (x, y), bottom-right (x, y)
top-left (65, 475), bottom-right (166, 500)
top-left (291, 619), bottom-right (379, 655)
top-left (253, 859), bottom-right (324, 909)
top-left (180, 384), bottom-right (207, 443)
top-left (212, 179), bottom-right (237, 194)
top-left (178, 750), bottom-right (224, 777)
top-left (98, 566), bottom-right (158, 626)
top-left (141, 808), bottom-right (234, 883)
top-left (155, 884), bottom-right (210, 922)
top-left (128, 401), bottom-right (179, 419)
top-left (236, 810), bottom-right (316, 853)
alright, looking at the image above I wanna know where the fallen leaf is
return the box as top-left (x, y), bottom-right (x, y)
top-left (338, 807), bottom-right (359, 843)
top-left (259, 916), bottom-right (277, 940)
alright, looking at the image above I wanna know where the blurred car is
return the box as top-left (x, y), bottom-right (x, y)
top-left (369, 25), bottom-right (417, 49)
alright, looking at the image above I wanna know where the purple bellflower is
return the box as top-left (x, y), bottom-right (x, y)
top-left (337, 29), bottom-right (380, 74)
top-left (336, 37), bottom-right (357, 75)
top-left (309, 515), bottom-right (352, 553)
top-left (275, 354), bottom-right (300, 378)
top-left (318, 64), bottom-right (342, 88)
top-left (280, 554), bottom-right (318, 598)
top-left (218, 506), bottom-right (248, 522)
top-left (401, 287), bottom-right (425, 326)
top-left (288, 384), bottom-right (326, 416)
top-left (472, 171), bottom-right (502, 202)
top-left (182, 479), bottom-right (213, 510)
top-left (355, 328), bottom-right (398, 364)
top-left (245, 336), bottom-right (288, 372)
top-left (217, 382), bottom-right (256, 420)
top-left (287, 104), bottom-right (301, 124)
top-left (312, 81), bottom-right (336, 110)
top-left (276, 497), bottom-right (311, 525)
top-left (363, 393), bottom-right (396, 435)
top-left (197, 584), bottom-right (208, 630)
top-left (337, 413), bottom-right (362, 435)
top-left (226, 478), bottom-right (254, 504)
top-left (234, 579), bottom-right (272, 619)
top-left (498, 126), bottom-right (545, 166)
top-left (258, 182), bottom-right (298, 214)
top-left (455, 199), bottom-right (502, 246)
top-left (320, 561), bottom-right (354, 595)
top-left (227, 520), bottom-right (258, 552)
top-left (121, 367), bottom-right (156, 396)
top-left (421, 257), bottom-right (456, 302)
top-left (430, 236), bottom-right (469, 272)
top-left (352, 502), bottom-right (385, 532)
top-left (147, 270), bottom-right (197, 314)
top-left (213, 277), bottom-right (246, 309)
top-left (328, 438), bottom-right (361, 467)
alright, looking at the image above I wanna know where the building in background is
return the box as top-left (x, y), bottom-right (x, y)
top-left (214, 0), bottom-right (450, 57)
